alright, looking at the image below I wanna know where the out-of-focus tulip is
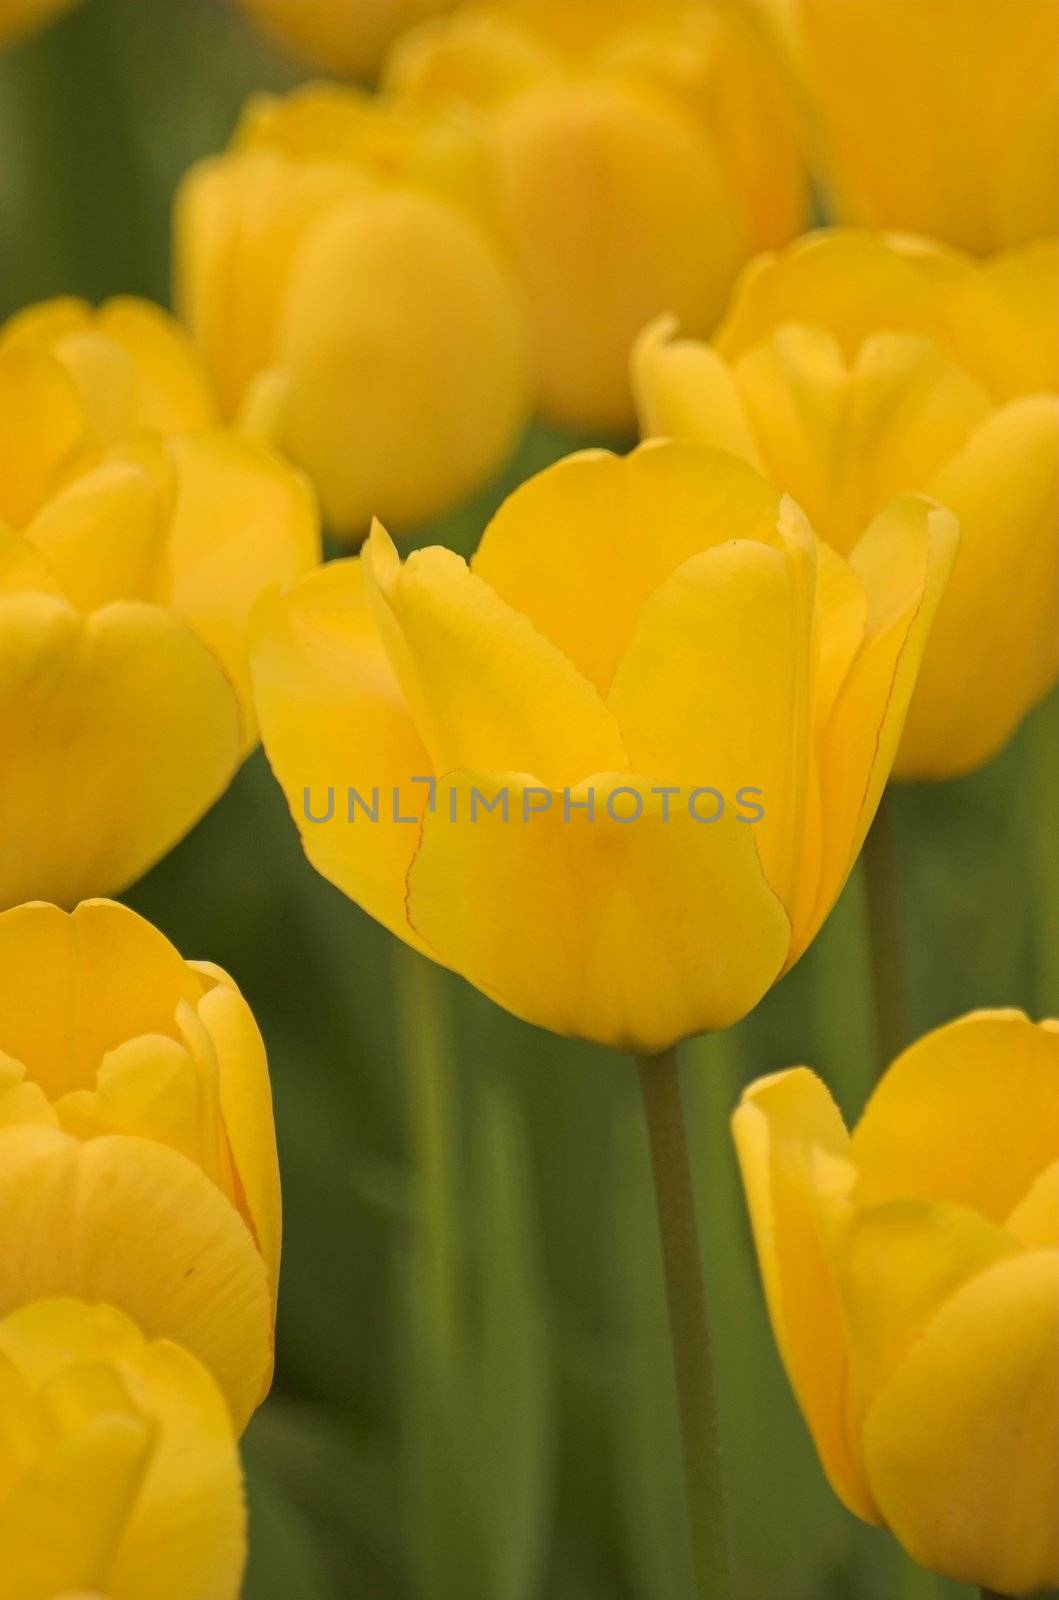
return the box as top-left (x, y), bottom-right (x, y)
top-left (234, 0), bottom-right (459, 81)
top-left (800, 0), bottom-right (1059, 254)
top-left (634, 231), bottom-right (1059, 779)
top-left (733, 1010), bottom-right (1059, 1594)
top-left (384, 0), bottom-right (808, 433)
top-left (0, 0), bottom-right (77, 49)
top-left (174, 86), bottom-right (531, 539)
top-left (252, 439), bottom-right (955, 1054)
top-left (0, 297), bottom-right (320, 908)
top-left (0, 1297), bottom-right (245, 1599)
top-left (0, 899), bottom-right (278, 1429)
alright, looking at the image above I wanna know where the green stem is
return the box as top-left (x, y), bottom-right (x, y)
top-left (862, 790), bottom-right (910, 1078)
top-left (636, 1043), bottom-right (729, 1599)
top-left (1032, 695), bottom-right (1059, 1015)
top-left (395, 945), bottom-right (460, 1363)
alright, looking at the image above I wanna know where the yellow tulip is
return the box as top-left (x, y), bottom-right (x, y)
top-left (384, 0), bottom-right (809, 433)
top-left (634, 231), bottom-right (1059, 779)
top-left (0, 898), bottom-right (279, 1432)
top-left (251, 439), bottom-right (956, 1053)
top-left (234, 0), bottom-right (459, 80)
top-left (733, 1010), bottom-right (1059, 1595)
top-left (800, 0), bottom-right (1059, 254)
top-left (173, 85), bottom-right (531, 539)
top-left (0, 1297), bottom-right (245, 1599)
top-left (0, 0), bottom-right (77, 49)
top-left (0, 297), bottom-right (320, 909)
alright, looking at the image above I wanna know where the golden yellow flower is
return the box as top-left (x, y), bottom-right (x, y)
top-left (174, 86), bottom-right (531, 540)
top-left (385, 0), bottom-right (808, 433)
top-left (800, 0), bottom-right (1059, 254)
top-left (0, 297), bottom-right (320, 909)
top-left (733, 1010), bottom-right (1059, 1594)
top-left (251, 439), bottom-right (955, 1053)
top-left (234, 0), bottom-right (459, 80)
top-left (0, 0), bottom-right (77, 49)
top-left (635, 231), bottom-right (1059, 779)
top-left (0, 1297), bottom-right (245, 1600)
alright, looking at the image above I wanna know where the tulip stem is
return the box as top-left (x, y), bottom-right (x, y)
top-left (862, 792), bottom-right (910, 1077)
top-left (396, 946), bottom-right (460, 1363)
top-left (637, 1044), bottom-right (729, 1599)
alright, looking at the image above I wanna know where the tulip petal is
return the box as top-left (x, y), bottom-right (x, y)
top-left (851, 1011), bottom-right (1059, 1222)
top-left (896, 396), bottom-right (1059, 778)
top-left (22, 461), bottom-right (164, 613)
top-left (608, 510), bottom-right (813, 905)
top-left (472, 441), bottom-right (782, 697)
top-left (158, 432), bottom-right (320, 743)
top-left (0, 522), bottom-right (63, 595)
top-left (940, 240), bottom-right (1059, 401)
top-left (1008, 1161), bottom-right (1059, 1250)
top-left (731, 1068), bottom-right (879, 1521)
top-left (90, 297), bottom-right (217, 437)
top-left (364, 522), bottom-right (627, 788)
top-left (863, 1250), bottom-right (1059, 1594)
top-left (109, 1337), bottom-right (246, 1600)
top-left (833, 1198), bottom-right (1020, 1412)
top-left (191, 964), bottom-right (283, 1307)
top-left (251, 559), bottom-right (435, 946)
top-left (714, 230), bottom-right (961, 362)
top-left (631, 316), bottom-right (763, 468)
top-left (797, 494), bottom-right (958, 956)
top-left (406, 770), bottom-right (790, 1052)
top-left (0, 901), bottom-right (204, 1101)
top-left (0, 595), bottom-right (242, 909)
top-left (0, 346), bottom-right (87, 528)
top-left (0, 1126), bottom-right (272, 1431)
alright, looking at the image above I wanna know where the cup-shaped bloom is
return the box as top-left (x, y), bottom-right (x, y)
top-left (800, 0), bottom-right (1059, 254)
top-left (733, 1010), bottom-right (1059, 1594)
top-left (634, 231), bottom-right (1059, 779)
top-left (0, 899), bottom-right (279, 1429)
top-left (0, 297), bottom-right (319, 908)
top-left (0, 0), bottom-right (78, 49)
top-left (252, 440), bottom-right (956, 1054)
top-left (384, 0), bottom-right (808, 433)
top-left (174, 85), bottom-right (531, 539)
top-left (234, 0), bottom-right (458, 80)
top-left (0, 1297), bottom-right (245, 1599)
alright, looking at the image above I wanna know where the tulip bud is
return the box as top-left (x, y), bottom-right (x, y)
top-left (0, 1297), bottom-right (245, 1598)
top-left (801, 0), bottom-right (1059, 253)
top-left (0, 297), bottom-right (319, 908)
top-left (0, 899), bottom-right (278, 1430)
top-left (733, 1010), bottom-right (1059, 1595)
top-left (174, 86), bottom-right (531, 539)
top-left (234, 0), bottom-right (459, 81)
top-left (252, 439), bottom-right (956, 1053)
top-left (385, 0), bottom-right (808, 432)
top-left (634, 231), bottom-right (1059, 778)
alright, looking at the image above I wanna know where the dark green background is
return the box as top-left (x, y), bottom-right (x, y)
top-left (1, 3), bottom-right (1056, 1595)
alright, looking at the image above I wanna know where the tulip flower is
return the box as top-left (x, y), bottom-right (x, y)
top-left (733, 1009), bottom-right (1059, 1595)
top-left (251, 439), bottom-right (956, 1054)
top-left (384, 0), bottom-right (808, 433)
top-left (800, 0), bottom-right (1059, 254)
top-left (634, 231), bottom-right (1059, 779)
top-left (173, 86), bottom-right (531, 539)
top-left (0, 1297), bottom-right (245, 1599)
top-left (0, 0), bottom-right (78, 49)
top-left (0, 899), bottom-right (278, 1428)
top-left (0, 297), bottom-right (319, 909)
top-left (233, 0), bottom-right (459, 81)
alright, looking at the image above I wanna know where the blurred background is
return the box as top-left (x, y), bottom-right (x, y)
top-left (1, 2), bottom-right (1056, 1597)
